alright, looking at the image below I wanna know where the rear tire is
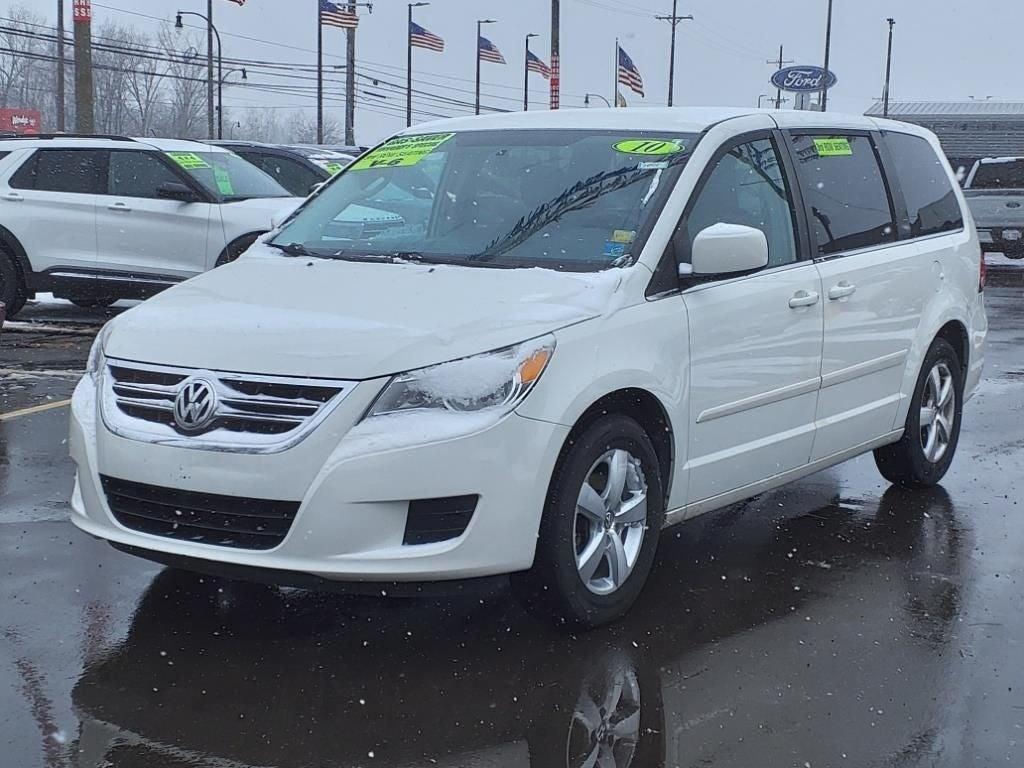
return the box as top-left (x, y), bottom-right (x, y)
top-left (512, 414), bottom-right (665, 628)
top-left (0, 251), bottom-right (27, 318)
top-left (874, 338), bottom-right (963, 487)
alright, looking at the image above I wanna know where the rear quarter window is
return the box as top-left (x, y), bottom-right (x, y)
top-left (882, 132), bottom-right (964, 238)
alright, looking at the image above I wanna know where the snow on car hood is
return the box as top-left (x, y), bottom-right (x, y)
top-left (222, 196), bottom-right (304, 229)
top-left (104, 243), bottom-right (622, 379)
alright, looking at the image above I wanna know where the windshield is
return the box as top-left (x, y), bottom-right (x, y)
top-left (970, 159), bottom-right (1024, 189)
top-left (164, 151), bottom-right (292, 201)
top-left (271, 130), bottom-right (696, 270)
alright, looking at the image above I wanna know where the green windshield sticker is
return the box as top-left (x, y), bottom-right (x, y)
top-left (350, 133), bottom-right (455, 170)
top-left (813, 137), bottom-right (853, 157)
top-left (613, 139), bottom-right (685, 156)
top-left (166, 152), bottom-right (211, 170)
top-left (324, 162), bottom-right (345, 175)
top-left (213, 166), bottom-right (234, 196)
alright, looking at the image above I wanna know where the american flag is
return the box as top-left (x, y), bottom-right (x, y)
top-left (617, 45), bottom-right (645, 97)
top-left (320, 0), bottom-right (358, 29)
top-left (410, 21), bottom-right (444, 52)
top-left (526, 50), bottom-right (550, 79)
top-left (478, 36), bottom-right (506, 65)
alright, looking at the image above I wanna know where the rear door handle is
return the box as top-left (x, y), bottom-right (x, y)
top-left (788, 290), bottom-right (820, 309)
top-left (828, 282), bottom-right (857, 300)
top-left (2, 192), bottom-right (23, 202)
top-left (107, 201), bottom-right (132, 212)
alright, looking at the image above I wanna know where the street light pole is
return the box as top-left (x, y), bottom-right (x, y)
top-left (475, 18), bottom-right (496, 116)
top-left (177, 8), bottom-right (221, 139)
top-left (584, 92), bottom-right (611, 108)
top-left (883, 17), bottom-right (895, 118)
top-left (655, 0), bottom-right (692, 108)
top-left (820, 0), bottom-right (833, 112)
top-left (407, 2), bottom-right (428, 127)
top-left (757, 94), bottom-right (769, 108)
top-left (524, 32), bottom-right (538, 111)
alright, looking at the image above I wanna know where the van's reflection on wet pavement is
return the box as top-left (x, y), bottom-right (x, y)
top-left (2, 285), bottom-right (1022, 768)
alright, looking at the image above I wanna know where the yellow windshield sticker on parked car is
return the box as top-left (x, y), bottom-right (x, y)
top-left (350, 133), bottom-right (455, 170)
top-left (325, 162), bottom-right (345, 175)
top-left (612, 139), bottom-right (685, 156)
top-left (213, 166), bottom-right (234, 196)
top-left (166, 152), bottom-right (212, 170)
top-left (813, 137), bottom-right (853, 157)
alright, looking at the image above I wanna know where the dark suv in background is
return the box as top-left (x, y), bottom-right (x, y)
top-left (209, 141), bottom-right (357, 197)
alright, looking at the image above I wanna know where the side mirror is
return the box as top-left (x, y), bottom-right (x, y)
top-left (156, 181), bottom-right (198, 203)
top-left (682, 223), bottom-right (769, 278)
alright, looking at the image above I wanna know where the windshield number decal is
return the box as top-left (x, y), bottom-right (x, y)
top-left (213, 166), bottom-right (234, 196)
top-left (166, 152), bottom-right (211, 170)
top-left (613, 139), bottom-right (685, 156)
top-left (813, 137), bottom-right (853, 157)
top-left (350, 133), bottom-right (455, 171)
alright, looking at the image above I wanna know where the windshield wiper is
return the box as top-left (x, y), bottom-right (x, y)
top-left (266, 241), bottom-right (320, 258)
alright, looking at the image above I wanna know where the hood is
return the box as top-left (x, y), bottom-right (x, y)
top-left (223, 196), bottom-right (304, 229)
top-left (104, 244), bottom-right (621, 379)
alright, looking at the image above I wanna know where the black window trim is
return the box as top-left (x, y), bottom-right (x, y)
top-left (781, 128), bottom-right (903, 264)
top-left (646, 128), bottom-right (811, 299)
top-left (876, 129), bottom-right (967, 242)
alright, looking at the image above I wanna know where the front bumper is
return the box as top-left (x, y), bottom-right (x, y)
top-left (69, 374), bottom-right (569, 582)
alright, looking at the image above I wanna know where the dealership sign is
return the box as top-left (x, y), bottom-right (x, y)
top-left (0, 108), bottom-right (41, 135)
top-left (73, 0), bottom-right (91, 23)
top-left (771, 65), bottom-right (837, 93)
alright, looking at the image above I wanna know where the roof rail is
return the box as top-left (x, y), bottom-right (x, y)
top-left (0, 133), bottom-right (136, 142)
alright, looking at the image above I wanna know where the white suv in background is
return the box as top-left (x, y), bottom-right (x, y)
top-left (70, 109), bottom-right (987, 627)
top-left (0, 135), bottom-right (302, 316)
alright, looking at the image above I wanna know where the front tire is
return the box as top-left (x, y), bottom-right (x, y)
top-left (874, 338), bottom-right (963, 487)
top-left (513, 415), bottom-right (665, 628)
top-left (0, 251), bottom-right (27, 318)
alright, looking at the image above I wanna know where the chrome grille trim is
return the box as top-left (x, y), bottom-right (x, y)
top-left (100, 358), bottom-right (356, 454)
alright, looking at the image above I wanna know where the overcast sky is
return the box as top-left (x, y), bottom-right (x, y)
top-left (14, 0), bottom-right (1021, 144)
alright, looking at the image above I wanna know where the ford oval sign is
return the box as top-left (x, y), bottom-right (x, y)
top-left (771, 65), bottom-right (838, 93)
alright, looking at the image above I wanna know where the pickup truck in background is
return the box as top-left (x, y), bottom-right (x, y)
top-left (963, 157), bottom-right (1024, 258)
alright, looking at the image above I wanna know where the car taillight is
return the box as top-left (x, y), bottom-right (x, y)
top-left (979, 250), bottom-right (987, 292)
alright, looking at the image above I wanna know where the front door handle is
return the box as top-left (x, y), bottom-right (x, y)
top-left (107, 201), bottom-right (132, 212)
top-left (2, 192), bottom-right (23, 202)
top-left (828, 282), bottom-right (857, 300)
top-left (788, 290), bottom-right (820, 309)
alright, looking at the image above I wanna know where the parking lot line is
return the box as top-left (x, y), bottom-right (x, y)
top-left (0, 399), bottom-right (73, 422)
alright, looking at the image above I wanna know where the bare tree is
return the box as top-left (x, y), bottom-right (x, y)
top-left (0, 7), bottom-right (48, 112)
top-left (285, 110), bottom-right (342, 144)
top-left (239, 107), bottom-right (284, 143)
top-left (122, 28), bottom-right (169, 136)
top-left (157, 26), bottom-right (206, 138)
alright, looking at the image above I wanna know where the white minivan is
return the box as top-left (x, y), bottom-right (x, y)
top-left (69, 108), bottom-right (988, 626)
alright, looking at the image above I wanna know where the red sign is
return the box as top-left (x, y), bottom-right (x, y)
top-left (73, 0), bottom-right (91, 23)
top-left (0, 108), bottom-right (41, 135)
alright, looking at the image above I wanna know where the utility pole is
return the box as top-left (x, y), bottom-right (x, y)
top-left (820, 0), bottom-right (833, 111)
top-left (206, 0), bottom-right (214, 139)
top-left (316, 0), bottom-right (323, 143)
top-left (345, 2), bottom-right (357, 145)
top-left (766, 44), bottom-right (793, 108)
top-left (655, 0), bottom-right (692, 107)
top-left (883, 17), bottom-right (895, 118)
top-left (56, 0), bottom-right (65, 131)
top-left (550, 0), bottom-right (560, 109)
top-left (72, 0), bottom-right (93, 133)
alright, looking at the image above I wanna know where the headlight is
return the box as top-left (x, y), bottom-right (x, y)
top-left (85, 323), bottom-right (113, 378)
top-left (366, 336), bottom-right (555, 419)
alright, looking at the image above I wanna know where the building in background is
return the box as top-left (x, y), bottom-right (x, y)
top-left (865, 101), bottom-right (1024, 180)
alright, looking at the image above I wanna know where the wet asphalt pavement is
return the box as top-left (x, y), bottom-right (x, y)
top-left (2, 276), bottom-right (1023, 768)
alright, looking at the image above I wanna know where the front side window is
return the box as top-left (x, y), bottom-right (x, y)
top-left (882, 132), bottom-right (963, 238)
top-left (164, 151), bottom-right (291, 201)
top-left (272, 130), bottom-right (698, 271)
top-left (109, 151), bottom-right (183, 199)
top-left (681, 137), bottom-right (798, 268)
top-left (790, 134), bottom-right (896, 256)
top-left (10, 149), bottom-right (104, 194)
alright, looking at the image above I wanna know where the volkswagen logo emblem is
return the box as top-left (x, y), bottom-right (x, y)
top-left (174, 378), bottom-right (219, 433)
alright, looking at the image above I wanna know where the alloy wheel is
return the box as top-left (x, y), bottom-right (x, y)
top-left (566, 663), bottom-right (642, 768)
top-left (919, 361), bottom-right (956, 464)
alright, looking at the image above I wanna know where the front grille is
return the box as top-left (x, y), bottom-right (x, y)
top-left (101, 475), bottom-right (300, 550)
top-left (404, 495), bottom-right (478, 545)
top-left (102, 359), bottom-right (355, 453)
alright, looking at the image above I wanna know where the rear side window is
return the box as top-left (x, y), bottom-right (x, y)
top-left (241, 152), bottom-right (321, 197)
top-left (790, 134), bottom-right (896, 256)
top-left (10, 149), bottom-right (104, 194)
top-left (882, 132), bottom-right (963, 238)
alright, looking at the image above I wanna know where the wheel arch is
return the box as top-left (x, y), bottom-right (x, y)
top-left (0, 224), bottom-right (32, 289)
top-left (216, 231), bottom-right (266, 267)
top-left (550, 388), bottom-right (675, 508)
top-left (934, 319), bottom-right (969, 376)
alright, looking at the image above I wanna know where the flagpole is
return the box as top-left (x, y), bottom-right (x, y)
top-left (613, 38), bottom-right (618, 108)
top-left (345, 1), bottom-right (356, 145)
top-left (407, 4), bottom-right (413, 127)
top-left (475, 20), bottom-right (482, 115)
top-left (317, 0), bottom-right (324, 144)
